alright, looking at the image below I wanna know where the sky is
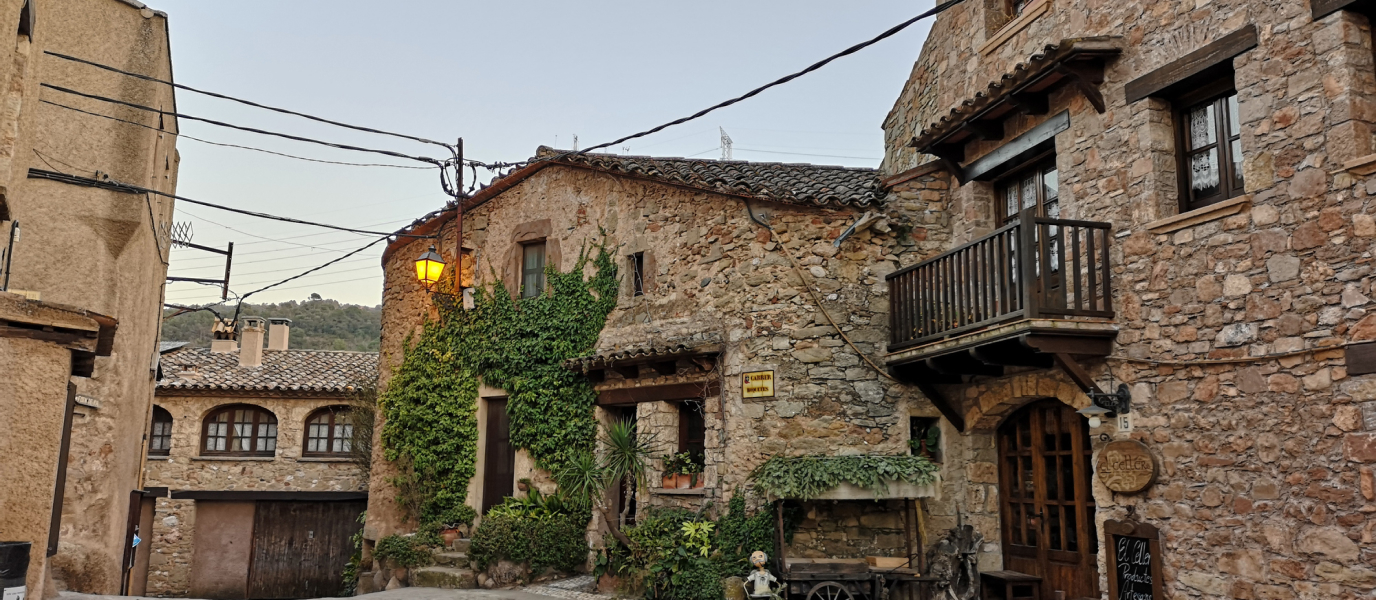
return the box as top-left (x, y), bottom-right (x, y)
top-left (153, 1), bottom-right (934, 308)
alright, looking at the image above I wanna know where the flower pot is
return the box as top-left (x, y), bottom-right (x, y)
top-left (690, 473), bottom-right (705, 488)
top-left (440, 528), bottom-right (460, 548)
top-left (662, 474), bottom-right (677, 488)
top-left (676, 473), bottom-right (691, 489)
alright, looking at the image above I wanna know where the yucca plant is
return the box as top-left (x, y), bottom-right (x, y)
top-left (601, 420), bottom-right (657, 531)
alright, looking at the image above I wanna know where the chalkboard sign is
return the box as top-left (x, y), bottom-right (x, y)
top-left (1105, 520), bottom-right (1163, 600)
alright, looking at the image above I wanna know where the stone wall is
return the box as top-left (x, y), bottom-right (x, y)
top-left (878, 0), bottom-right (1376, 597)
top-left (142, 392), bottom-right (366, 596)
top-left (372, 163), bottom-right (960, 563)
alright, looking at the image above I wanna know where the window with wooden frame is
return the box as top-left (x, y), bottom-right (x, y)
top-left (996, 155), bottom-right (1059, 225)
top-left (678, 402), bottom-right (706, 465)
top-left (202, 405), bottom-right (277, 456)
top-left (630, 252), bottom-right (646, 297)
top-left (149, 406), bottom-right (173, 456)
top-left (1176, 81), bottom-right (1244, 211)
top-left (304, 407), bottom-right (353, 456)
top-left (521, 241), bottom-right (546, 298)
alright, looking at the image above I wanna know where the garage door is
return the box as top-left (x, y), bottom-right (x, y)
top-left (247, 500), bottom-right (366, 599)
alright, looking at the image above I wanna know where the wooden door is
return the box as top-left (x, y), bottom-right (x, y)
top-left (247, 501), bottom-right (366, 599)
top-left (997, 400), bottom-right (1099, 600)
top-left (482, 398), bottom-right (515, 514)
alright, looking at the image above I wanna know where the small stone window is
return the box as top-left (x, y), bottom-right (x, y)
top-left (678, 402), bottom-right (706, 466)
top-left (521, 241), bottom-right (546, 298)
top-left (1177, 86), bottom-right (1244, 211)
top-left (202, 404), bottom-right (277, 457)
top-left (630, 252), bottom-right (646, 297)
top-left (149, 406), bottom-right (172, 456)
top-left (910, 417), bottom-right (942, 463)
top-left (304, 407), bottom-right (353, 456)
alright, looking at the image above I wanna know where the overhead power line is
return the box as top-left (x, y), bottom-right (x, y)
top-left (44, 49), bottom-right (454, 151)
top-left (41, 99), bottom-right (434, 170)
top-left (42, 83), bottom-right (443, 166)
top-left (27, 165), bottom-right (434, 239)
top-left (734, 147), bottom-right (880, 161)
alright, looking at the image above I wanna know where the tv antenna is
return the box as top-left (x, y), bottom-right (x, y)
top-left (720, 127), bottom-right (733, 160)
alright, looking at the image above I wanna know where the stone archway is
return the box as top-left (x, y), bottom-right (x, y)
top-left (955, 369), bottom-right (1095, 432)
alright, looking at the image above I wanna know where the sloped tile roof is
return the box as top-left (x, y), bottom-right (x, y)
top-left (157, 346), bottom-right (377, 394)
top-left (563, 343), bottom-right (722, 372)
top-left (538, 147), bottom-right (881, 208)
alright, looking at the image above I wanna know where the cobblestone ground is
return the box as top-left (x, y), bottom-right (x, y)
top-left (61, 588), bottom-right (562, 600)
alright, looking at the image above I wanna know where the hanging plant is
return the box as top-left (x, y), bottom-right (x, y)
top-left (748, 455), bottom-right (940, 501)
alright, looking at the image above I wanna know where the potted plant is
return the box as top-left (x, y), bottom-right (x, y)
top-left (660, 454), bottom-right (681, 488)
top-left (680, 453), bottom-right (705, 488)
top-left (909, 423), bottom-right (941, 461)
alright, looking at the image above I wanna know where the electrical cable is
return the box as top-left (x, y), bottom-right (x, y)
top-left (734, 147), bottom-right (880, 161)
top-left (28, 161), bottom-right (434, 238)
top-left (229, 235), bottom-right (390, 323)
top-left (44, 49), bottom-right (454, 151)
top-left (41, 99), bottom-right (435, 170)
top-left (41, 83), bottom-right (443, 166)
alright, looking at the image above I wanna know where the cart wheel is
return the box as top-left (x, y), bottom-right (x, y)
top-left (805, 581), bottom-right (854, 600)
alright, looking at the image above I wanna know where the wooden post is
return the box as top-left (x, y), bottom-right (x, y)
top-left (775, 500), bottom-right (788, 574)
top-left (914, 498), bottom-right (927, 574)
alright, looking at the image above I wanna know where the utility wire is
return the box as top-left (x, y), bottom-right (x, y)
top-left (44, 50), bottom-right (454, 151)
top-left (28, 163), bottom-right (434, 239)
top-left (571, 0), bottom-right (965, 156)
top-left (734, 147), bottom-right (880, 161)
top-left (230, 235), bottom-right (389, 322)
top-left (41, 99), bottom-right (434, 170)
top-left (41, 83), bottom-right (443, 166)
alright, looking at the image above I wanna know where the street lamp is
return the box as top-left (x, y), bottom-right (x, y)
top-left (1077, 383), bottom-right (1131, 429)
top-left (415, 245), bottom-right (446, 291)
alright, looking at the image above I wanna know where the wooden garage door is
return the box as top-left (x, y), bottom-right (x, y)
top-left (997, 400), bottom-right (1099, 600)
top-left (247, 501), bottom-right (365, 599)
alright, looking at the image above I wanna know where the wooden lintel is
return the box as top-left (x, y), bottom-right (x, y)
top-left (1008, 92), bottom-right (1050, 115)
top-left (0, 324), bottom-right (97, 351)
top-left (597, 380), bottom-right (721, 406)
top-left (169, 490), bottom-right (368, 502)
top-left (1053, 353), bottom-right (1106, 396)
top-left (612, 364), bottom-right (640, 380)
top-left (914, 380), bottom-right (966, 432)
top-left (929, 142), bottom-right (966, 164)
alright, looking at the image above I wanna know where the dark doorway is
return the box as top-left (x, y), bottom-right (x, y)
top-left (246, 500), bottom-right (366, 599)
top-left (482, 398), bottom-right (515, 514)
top-left (997, 399), bottom-right (1099, 600)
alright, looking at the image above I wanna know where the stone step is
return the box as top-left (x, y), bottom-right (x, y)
top-left (411, 566), bottom-right (477, 589)
top-left (450, 538), bottom-right (471, 553)
top-left (432, 551), bottom-right (469, 567)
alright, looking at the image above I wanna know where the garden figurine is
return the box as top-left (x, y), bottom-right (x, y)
top-left (744, 551), bottom-right (780, 600)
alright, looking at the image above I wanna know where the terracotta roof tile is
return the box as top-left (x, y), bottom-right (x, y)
top-left (156, 346), bottom-right (377, 394)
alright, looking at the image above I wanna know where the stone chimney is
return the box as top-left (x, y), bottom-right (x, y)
top-left (239, 317), bottom-right (265, 368)
top-left (267, 318), bottom-right (292, 350)
top-left (209, 319), bottom-right (237, 353)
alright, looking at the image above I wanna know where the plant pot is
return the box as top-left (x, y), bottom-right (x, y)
top-left (675, 473), bottom-right (691, 489)
top-left (690, 473), bottom-right (705, 488)
top-left (440, 528), bottom-right (460, 548)
top-left (662, 474), bottom-right (677, 488)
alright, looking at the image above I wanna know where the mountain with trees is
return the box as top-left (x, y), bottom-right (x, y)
top-left (161, 296), bottom-right (382, 352)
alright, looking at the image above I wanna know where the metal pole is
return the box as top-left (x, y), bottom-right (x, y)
top-left (221, 242), bottom-right (234, 300)
top-left (2, 220), bottom-right (18, 291)
top-left (454, 138), bottom-right (464, 285)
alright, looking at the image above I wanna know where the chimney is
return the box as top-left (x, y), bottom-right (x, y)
top-left (209, 319), bottom-right (237, 354)
top-left (267, 318), bottom-right (292, 350)
top-left (239, 317), bottom-right (265, 368)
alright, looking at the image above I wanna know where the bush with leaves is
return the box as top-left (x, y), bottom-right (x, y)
top-left (372, 534), bottom-right (434, 569)
top-left (749, 454), bottom-right (940, 501)
top-left (470, 490), bottom-right (591, 574)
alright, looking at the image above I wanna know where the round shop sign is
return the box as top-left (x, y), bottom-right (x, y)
top-left (1097, 440), bottom-right (1157, 494)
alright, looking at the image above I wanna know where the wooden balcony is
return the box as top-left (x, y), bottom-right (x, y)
top-left (887, 215), bottom-right (1115, 352)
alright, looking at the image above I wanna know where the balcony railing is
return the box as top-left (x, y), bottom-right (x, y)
top-left (887, 215), bottom-right (1114, 351)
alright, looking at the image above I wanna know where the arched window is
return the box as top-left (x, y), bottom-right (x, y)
top-left (202, 405), bottom-right (277, 456)
top-left (149, 406), bottom-right (173, 456)
top-left (303, 407), bottom-right (352, 456)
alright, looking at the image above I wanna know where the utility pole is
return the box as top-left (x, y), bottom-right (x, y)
top-left (720, 127), bottom-right (733, 160)
top-left (454, 138), bottom-right (463, 272)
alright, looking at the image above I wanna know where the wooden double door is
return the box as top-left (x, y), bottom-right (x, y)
top-left (997, 400), bottom-right (1099, 600)
top-left (248, 500), bottom-right (366, 599)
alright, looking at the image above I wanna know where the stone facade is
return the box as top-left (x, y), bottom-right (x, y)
top-left (0, 0), bottom-right (180, 594)
top-left (370, 157), bottom-right (954, 564)
top-left (876, 0), bottom-right (1376, 598)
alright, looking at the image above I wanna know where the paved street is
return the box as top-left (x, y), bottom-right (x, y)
top-left (61, 588), bottom-right (567, 600)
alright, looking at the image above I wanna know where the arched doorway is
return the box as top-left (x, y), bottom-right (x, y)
top-left (997, 399), bottom-right (1099, 600)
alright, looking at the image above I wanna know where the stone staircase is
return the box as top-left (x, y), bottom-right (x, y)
top-left (358, 538), bottom-right (477, 593)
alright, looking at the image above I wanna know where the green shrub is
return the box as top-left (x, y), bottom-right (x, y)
top-left (372, 534), bottom-right (434, 568)
top-left (470, 509), bottom-right (591, 573)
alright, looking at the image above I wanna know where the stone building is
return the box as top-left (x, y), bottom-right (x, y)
top-left (874, 0), bottom-right (1376, 597)
top-left (142, 318), bottom-right (375, 599)
top-left (368, 149), bottom-right (945, 566)
top-left (0, 0), bottom-right (179, 596)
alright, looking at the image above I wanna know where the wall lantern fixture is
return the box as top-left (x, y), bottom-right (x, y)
top-left (415, 245), bottom-right (446, 292)
top-left (1077, 383), bottom-right (1131, 429)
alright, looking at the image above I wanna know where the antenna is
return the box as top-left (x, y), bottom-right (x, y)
top-left (720, 127), bottom-right (733, 160)
top-left (572, 134), bottom-right (578, 151)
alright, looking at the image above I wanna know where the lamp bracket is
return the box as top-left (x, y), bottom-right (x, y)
top-left (1088, 383), bottom-right (1131, 415)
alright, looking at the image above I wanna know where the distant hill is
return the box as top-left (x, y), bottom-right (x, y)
top-left (161, 297), bottom-right (381, 352)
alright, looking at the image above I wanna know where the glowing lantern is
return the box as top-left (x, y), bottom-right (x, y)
top-left (415, 245), bottom-right (446, 291)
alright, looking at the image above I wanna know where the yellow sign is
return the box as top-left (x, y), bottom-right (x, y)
top-left (742, 371), bottom-right (775, 398)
